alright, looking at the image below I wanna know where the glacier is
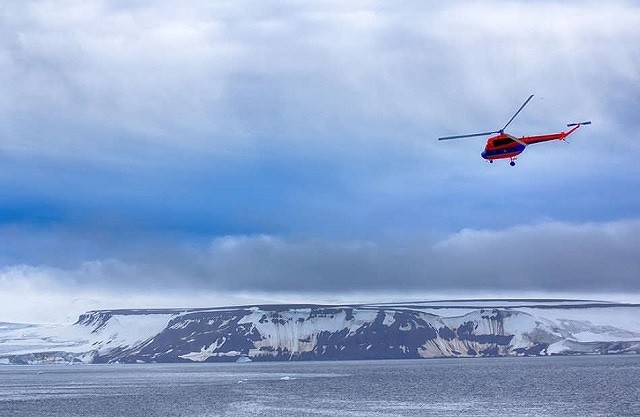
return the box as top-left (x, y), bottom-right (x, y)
top-left (1, 300), bottom-right (639, 364)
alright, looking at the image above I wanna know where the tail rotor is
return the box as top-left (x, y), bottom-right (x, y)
top-left (567, 121), bottom-right (592, 127)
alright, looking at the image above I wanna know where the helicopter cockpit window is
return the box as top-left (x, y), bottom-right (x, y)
top-left (492, 138), bottom-right (515, 147)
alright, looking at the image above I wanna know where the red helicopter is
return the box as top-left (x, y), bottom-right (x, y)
top-left (438, 95), bottom-right (590, 166)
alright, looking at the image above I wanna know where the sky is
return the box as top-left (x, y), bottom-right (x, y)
top-left (1, 0), bottom-right (640, 323)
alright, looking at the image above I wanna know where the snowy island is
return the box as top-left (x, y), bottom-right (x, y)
top-left (1, 300), bottom-right (639, 364)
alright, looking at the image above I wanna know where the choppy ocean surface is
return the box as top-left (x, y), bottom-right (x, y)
top-left (0, 356), bottom-right (638, 416)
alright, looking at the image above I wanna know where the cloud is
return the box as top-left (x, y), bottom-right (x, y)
top-left (2, 218), bottom-right (640, 322)
top-left (1, 0), bottom-right (638, 236)
top-left (435, 220), bottom-right (640, 291)
top-left (187, 219), bottom-right (640, 292)
top-left (3, 219), bottom-right (639, 294)
top-left (2, 0), bottom-right (639, 158)
top-left (2, 2), bottom-right (640, 321)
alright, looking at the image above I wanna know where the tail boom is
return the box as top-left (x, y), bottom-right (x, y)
top-left (521, 121), bottom-right (591, 145)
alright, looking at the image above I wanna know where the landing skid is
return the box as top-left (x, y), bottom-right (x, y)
top-left (487, 158), bottom-right (517, 166)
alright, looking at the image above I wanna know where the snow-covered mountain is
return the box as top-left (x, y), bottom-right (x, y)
top-left (1, 300), bottom-right (639, 364)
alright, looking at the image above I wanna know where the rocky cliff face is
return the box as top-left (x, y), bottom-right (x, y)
top-left (2, 300), bottom-right (640, 364)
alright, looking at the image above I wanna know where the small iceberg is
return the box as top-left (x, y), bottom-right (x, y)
top-left (235, 355), bottom-right (252, 363)
top-left (279, 376), bottom-right (297, 381)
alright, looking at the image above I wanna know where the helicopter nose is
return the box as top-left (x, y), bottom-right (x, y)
top-left (481, 150), bottom-right (488, 159)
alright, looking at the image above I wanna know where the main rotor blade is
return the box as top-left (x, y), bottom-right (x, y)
top-left (501, 94), bottom-right (534, 132)
top-left (438, 130), bottom-right (501, 141)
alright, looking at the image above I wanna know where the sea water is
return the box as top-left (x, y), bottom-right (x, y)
top-left (0, 356), bottom-right (638, 416)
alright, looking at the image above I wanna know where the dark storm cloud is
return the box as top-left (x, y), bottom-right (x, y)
top-left (3, 220), bottom-right (639, 294)
top-left (152, 220), bottom-right (640, 292)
